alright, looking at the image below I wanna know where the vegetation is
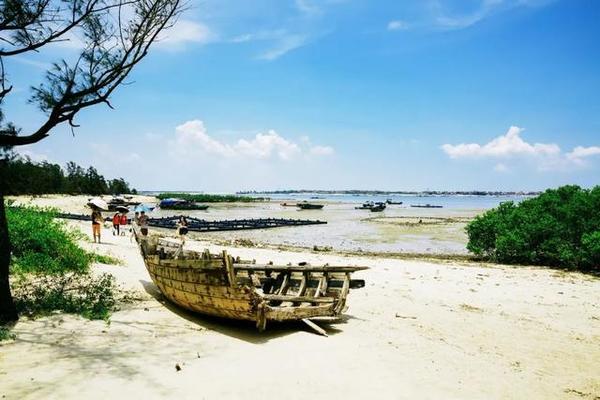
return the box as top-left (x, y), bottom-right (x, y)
top-left (1, 155), bottom-right (135, 195)
top-left (6, 205), bottom-right (120, 321)
top-left (466, 185), bottom-right (600, 271)
top-left (157, 192), bottom-right (265, 203)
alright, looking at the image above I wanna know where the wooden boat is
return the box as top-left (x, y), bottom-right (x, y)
top-left (410, 204), bottom-right (443, 208)
top-left (159, 198), bottom-right (209, 210)
top-left (355, 201), bottom-right (374, 210)
top-left (297, 202), bottom-right (324, 210)
top-left (386, 199), bottom-right (403, 205)
top-left (370, 203), bottom-right (386, 212)
top-left (138, 237), bottom-right (367, 332)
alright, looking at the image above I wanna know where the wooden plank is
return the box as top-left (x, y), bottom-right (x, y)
top-left (262, 295), bottom-right (335, 303)
top-left (234, 264), bottom-right (369, 273)
top-left (266, 304), bottom-right (335, 321)
top-left (302, 319), bottom-right (328, 337)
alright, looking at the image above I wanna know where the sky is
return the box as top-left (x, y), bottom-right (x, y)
top-left (3, 0), bottom-right (600, 192)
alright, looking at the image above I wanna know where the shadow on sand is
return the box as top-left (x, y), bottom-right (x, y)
top-left (139, 279), bottom-right (349, 343)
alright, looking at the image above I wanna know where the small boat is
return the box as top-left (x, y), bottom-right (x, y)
top-left (280, 202), bottom-right (298, 207)
top-left (410, 204), bottom-right (443, 208)
top-left (159, 198), bottom-right (209, 210)
top-left (297, 202), bottom-right (324, 210)
top-left (370, 203), bottom-right (386, 212)
top-left (385, 199), bottom-right (403, 205)
top-left (139, 237), bottom-right (367, 332)
top-left (355, 201), bottom-right (374, 210)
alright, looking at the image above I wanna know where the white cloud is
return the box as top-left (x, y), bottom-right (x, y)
top-left (566, 146), bottom-right (600, 161)
top-left (441, 126), bottom-right (560, 159)
top-left (258, 34), bottom-right (309, 60)
top-left (17, 147), bottom-right (50, 163)
top-left (309, 145), bottom-right (334, 156)
top-left (387, 20), bottom-right (408, 31)
top-left (156, 20), bottom-right (214, 49)
top-left (295, 0), bottom-right (321, 15)
top-left (442, 126), bottom-right (599, 172)
top-left (170, 120), bottom-right (333, 161)
top-left (236, 130), bottom-right (300, 160)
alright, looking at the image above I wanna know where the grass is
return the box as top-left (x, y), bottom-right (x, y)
top-left (7, 204), bottom-right (121, 320)
top-left (156, 192), bottom-right (265, 203)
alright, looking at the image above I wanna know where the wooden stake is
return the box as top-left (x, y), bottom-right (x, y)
top-left (302, 319), bottom-right (328, 337)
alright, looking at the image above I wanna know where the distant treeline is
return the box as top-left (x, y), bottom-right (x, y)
top-left (1, 155), bottom-right (135, 196)
top-left (156, 193), bottom-right (264, 203)
top-left (238, 190), bottom-right (541, 196)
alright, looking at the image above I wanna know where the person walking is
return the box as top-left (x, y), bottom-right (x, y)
top-left (177, 216), bottom-right (188, 243)
top-left (112, 212), bottom-right (121, 236)
top-left (138, 211), bottom-right (149, 237)
top-left (91, 207), bottom-right (103, 243)
top-left (119, 212), bottom-right (128, 236)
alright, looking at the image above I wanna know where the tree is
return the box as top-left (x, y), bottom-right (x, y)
top-left (0, 0), bottom-right (184, 323)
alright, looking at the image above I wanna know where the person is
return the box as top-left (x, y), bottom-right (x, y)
top-left (138, 211), bottom-right (149, 236)
top-left (91, 207), bottom-right (103, 243)
top-left (177, 216), bottom-right (188, 242)
top-left (112, 212), bottom-right (121, 236)
top-left (119, 213), bottom-right (128, 236)
top-left (133, 211), bottom-right (140, 225)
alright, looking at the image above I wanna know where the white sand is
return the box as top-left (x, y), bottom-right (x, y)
top-left (1, 197), bottom-right (599, 399)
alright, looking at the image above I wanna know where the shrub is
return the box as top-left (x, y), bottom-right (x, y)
top-left (6, 205), bottom-right (121, 319)
top-left (12, 273), bottom-right (118, 320)
top-left (466, 185), bottom-right (600, 271)
top-left (7, 205), bottom-right (91, 274)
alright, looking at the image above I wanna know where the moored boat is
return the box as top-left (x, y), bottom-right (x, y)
top-left (385, 199), bottom-right (403, 205)
top-left (297, 202), bottom-right (324, 210)
top-left (138, 237), bottom-right (367, 332)
top-left (370, 202), bottom-right (386, 212)
top-left (355, 201), bottom-right (374, 210)
top-left (410, 204), bottom-right (443, 208)
top-left (159, 198), bottom-right (209, 210)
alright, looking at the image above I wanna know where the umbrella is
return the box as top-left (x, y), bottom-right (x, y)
top-left (134, 204), bottom-right (153, 213)
top-left (87, 197), bottom-right (108, 210)
top-left (115, 205), bottom-right (129, 213)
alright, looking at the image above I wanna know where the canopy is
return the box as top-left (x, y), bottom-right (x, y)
top-left (134, 204), bottom-right (153, 213)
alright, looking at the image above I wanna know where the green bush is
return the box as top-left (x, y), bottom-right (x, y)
top-left (466, 185), bottom-right (600, 271)
top-left (7, 205), bottom-right (91, 274)
top-left (6, 205), bottom-right (121, 320)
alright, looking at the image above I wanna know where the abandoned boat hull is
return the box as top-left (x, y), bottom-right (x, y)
top-left (140, 239), bottom-right (366, 331)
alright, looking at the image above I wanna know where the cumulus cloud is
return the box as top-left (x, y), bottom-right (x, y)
top-left (566, 146), bottom-right (600, 162)
top-left (387, 20), bottom-right (408, 31)
top-left (156, 20), bottom-right (214, 49)
top-left (170, 120), bottom-right (333, 161)
top-left (441, 126), bottom-right (599, 171)
top-left (441, 126), bottom-right (560, 159)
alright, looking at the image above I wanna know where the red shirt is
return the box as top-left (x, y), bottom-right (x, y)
top-left (120, 215), bottom-right (128, 225)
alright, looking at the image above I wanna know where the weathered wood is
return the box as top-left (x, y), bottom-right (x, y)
top-left (262, 295), bottom-right (335, 303)
top-left (266, 304), bottom-right (336, 321)
top-left (302, 319), bottom-right (328, 337)
top-left (234, 264), bottom-right (369, 273)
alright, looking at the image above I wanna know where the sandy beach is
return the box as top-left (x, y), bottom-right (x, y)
top-left (1, 195), bottom-right (599, 399)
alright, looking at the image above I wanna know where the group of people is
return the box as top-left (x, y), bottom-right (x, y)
top-left (90, 208), bottom-right (187, 244)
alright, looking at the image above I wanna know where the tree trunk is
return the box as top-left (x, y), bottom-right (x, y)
top-left (0, 160), bottom-right (18, 323)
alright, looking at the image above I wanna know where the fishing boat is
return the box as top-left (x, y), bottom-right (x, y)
top-left (385, 199), bottom-right (403, 205)
top-left (159, 198), bottom-right (209, 210)
top-left (410, 204), bottom-right (443, 208)
top-left (297, 202), bottom-right (324, 210)
top-left (355, 201), bottom-right (374, 210)
top-left (370, 203), bottom-right (386, 212)
top-left (138, 237), bottom-right (367, 333)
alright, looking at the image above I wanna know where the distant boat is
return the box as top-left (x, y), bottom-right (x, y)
top-left (159, 198), bottom-right (209, 210)
top-left (355, 201), bottom-right (374, 210)
top-left (385, 199), bottom-right (403, 205)
top-left (297, 202), bottom-right (324, 210)
top-left (280, 202), bottom-right (297, 207)
top-left (370, 203), bottom-right (386, 212)
top-left (410, 204), bottom-right (443, 208)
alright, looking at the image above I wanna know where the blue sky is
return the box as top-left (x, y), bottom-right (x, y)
top-left (4, 0), bottom-right (600, 191)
